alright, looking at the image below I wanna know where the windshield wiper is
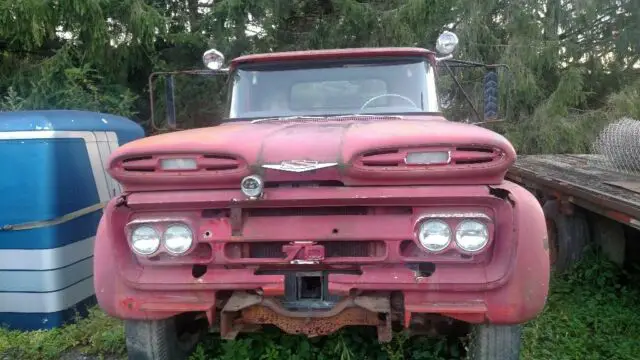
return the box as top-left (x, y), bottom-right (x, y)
top-left (250, 115), bottom-right (327, 123)
top-left (251, 114), bottom-right (404, 124)
top-left (326, 114), bottom-right (404, 120)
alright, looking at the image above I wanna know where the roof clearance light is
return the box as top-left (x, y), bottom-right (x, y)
top-left (405, 151), bottom-right (451, 165)
top-left (436, 31), bottom-right (459, 55)
top-left (202, 49), bottom-right (225, 70)
top-left (160, 158), bottom-right (198, 170)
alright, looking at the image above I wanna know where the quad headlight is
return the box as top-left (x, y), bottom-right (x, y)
top-left (417, 220), bottom-right (452, 252)
top-left (416, 215), bottom-right (491, 254)
top-left (163, 224), bottom-right (194, 255)
top-left (129, 222), bottom-right (194, 256)
top-left (455, 220), bottom-right (489, 252)
top-left (131, 226), bottom-right (161, 255)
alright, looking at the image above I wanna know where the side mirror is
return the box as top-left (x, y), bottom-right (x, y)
top-left (203, 49), bottom-right (226, 71)
top-left (147, 49), bottom-right (230, 132)
top-left (483, 69), bottom-right (499, 121)
top-left (435, 31), bottom-right (459, 61)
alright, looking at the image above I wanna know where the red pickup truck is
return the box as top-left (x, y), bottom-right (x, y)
top-left (94, 32), bottom-right (550, 360)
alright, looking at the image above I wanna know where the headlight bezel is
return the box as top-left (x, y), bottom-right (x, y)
top-left (414, 212), bottom-right (493, 254)
top-left (126, 218), bottom-right (197, 257)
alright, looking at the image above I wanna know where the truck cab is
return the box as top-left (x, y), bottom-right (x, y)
top-left (94, 32), bottom-right (550, 360)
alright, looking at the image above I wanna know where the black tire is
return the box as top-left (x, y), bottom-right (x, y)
top-left (467, 324), bottom-right (521, 360)
top-left (125, 314), bottom-right (206, 360)
top-left (542, 200), bottom-right (589, 274)
top-left (590, 215), bottom-right (626, 266)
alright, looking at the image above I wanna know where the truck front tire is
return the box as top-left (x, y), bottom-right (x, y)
top-left (125, 314), bottom-right (206, 360)
top-left (467, 324), bottom-right (521, 360)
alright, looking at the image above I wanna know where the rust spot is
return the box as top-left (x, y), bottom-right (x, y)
top-left (240, 305), bottom-right (380, 338)
top-left (230, 207), bottom-right (243, 236)
top-left (220, 292), bottom-right (392, 342)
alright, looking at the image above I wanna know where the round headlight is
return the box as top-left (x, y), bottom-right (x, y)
top-left (131, 226), bottom-right (161, 255)
top-left (241, 175), bottom-right (264, 199)
top-left (163, 224), bottom-right (193, 255)
top-left (455, 220), bottom-right (489, 252)
top-left (418, 220), bottom-right (452, 252)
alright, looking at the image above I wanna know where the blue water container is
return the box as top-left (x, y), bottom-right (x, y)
top-left (0, 110), bottom-right (144, 330)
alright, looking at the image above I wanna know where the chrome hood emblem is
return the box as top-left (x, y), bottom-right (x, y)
top-left (262, 160), bottom-right (338, 173)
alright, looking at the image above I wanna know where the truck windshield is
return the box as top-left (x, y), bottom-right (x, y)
top-left (227, 58), bottom-right (439, 119)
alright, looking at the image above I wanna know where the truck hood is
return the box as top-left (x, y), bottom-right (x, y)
top-left (108, 115), bottom-right (516, 191)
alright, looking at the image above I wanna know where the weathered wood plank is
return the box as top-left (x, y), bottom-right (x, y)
top-left (508, 154), bottom-right (640, 218)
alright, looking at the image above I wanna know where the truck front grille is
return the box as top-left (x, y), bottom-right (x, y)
top-left (225, 241), bottom-right (385, 261)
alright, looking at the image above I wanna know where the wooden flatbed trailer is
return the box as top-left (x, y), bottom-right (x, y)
top-left (507, 154), bottom-right (640, 272)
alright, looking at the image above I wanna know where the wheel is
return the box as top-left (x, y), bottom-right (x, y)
top-left (542, 200), bottom-right (589, 273)
top-left (467, 324), bottom-right (521, 360)
top-left (591, 215), bottom-right (626, 266)
top-left (125, 313), bottom-right (207, 360)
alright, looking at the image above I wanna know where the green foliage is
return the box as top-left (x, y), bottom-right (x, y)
top-left (521, 248), bottom-right (640, 360)
top-left (188, 326), bottom-right (461, 360)
top-left (1, 0), bottom-right (639, 148)
top-left (0, 307), bottom-right (125, 360)
top-left (1, 46), bottom-right (139, 117)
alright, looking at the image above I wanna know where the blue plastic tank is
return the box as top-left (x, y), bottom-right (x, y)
top-left (0, 110), bottom-right (144, 330)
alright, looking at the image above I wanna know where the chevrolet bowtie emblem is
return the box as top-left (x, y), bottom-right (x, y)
top-left (262, 160), bottom-right (338, 173)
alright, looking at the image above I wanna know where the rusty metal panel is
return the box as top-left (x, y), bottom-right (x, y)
top-left (219, 293), bottom-right (392, 342)
top-left (240, 305), bottom-right (380, 337)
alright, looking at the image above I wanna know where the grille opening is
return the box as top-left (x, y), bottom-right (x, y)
top-left (245, 206), bottom-right (369, 217)
top-left (254, 269), bottom-right (362, 276)
top-left (455, 158), bottom-right (494, 165)
top-left (455, 146), bottom-right (494, 153)
top-left (123, 167), bottom-right (155, 172)
top-left (205, 165), bottom-right (238, 171)
top-left (202, 209), bottom-right (229, 218)
top-left (248, 242), bottom-right (286, 259)
top-left (298, 275), bottom-right (323, 300)
top-left (203, 154), bottom-right (237, 160)
top-left (192, 264), bottom-right (208, 278)
top-left (203, 206), bottom-right (411, 218)
top-left (202, 154), bottom-right (240, 171)
top-left (320, 241), bottom-right (385, 258)
top-left (400, 240), bottom-right (426, 258)
top-left (191, 243), bottom-right (213, 259)
top-left (362, 149), bottom-right (399, 157)
top-left (264, 180), bottom-right (345, 188)
top-left (360, 148), bottom-right (402, 167)
top-left (409, 262), bottom-right (436, 277)
top-left (122, 155), bottom-right (153, 163)
top-left (225, 241), bottom-right (385, 259)
top-left (361, 160), bottom-right (400, 167)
